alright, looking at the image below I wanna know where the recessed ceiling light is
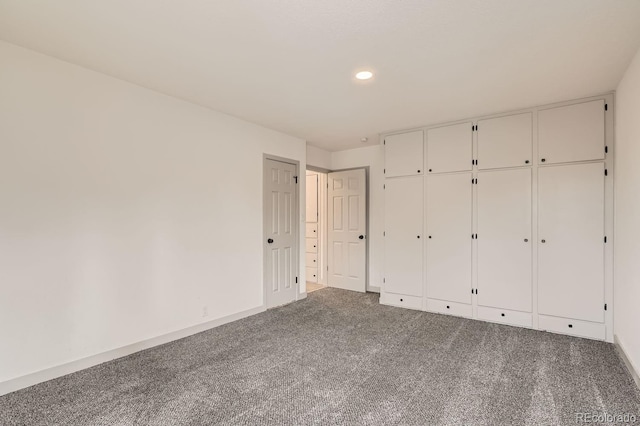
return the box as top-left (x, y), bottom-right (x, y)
top-left (355, 71), bottom-right (373, 80)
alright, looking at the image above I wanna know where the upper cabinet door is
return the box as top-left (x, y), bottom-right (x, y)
top-left (477, 113), bottom-right (532, 169)
top-left (538, 100), bottom-right (605, 165)
top-left (384, 130), bottom-right (424, 177)
top-left (426, 122), bottom-right (473, 173)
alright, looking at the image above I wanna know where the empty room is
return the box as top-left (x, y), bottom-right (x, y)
top-left (2, 1), bottom-right (640, 425)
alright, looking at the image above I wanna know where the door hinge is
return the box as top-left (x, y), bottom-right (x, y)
top-left (605, 146), bottom-right (608, 154)
top-left (384, 168), bottom-right (386, 174)
top-left (295, 277), bottom-right (298, 283)
top-left (383, 139), bottom-right (386, 145)
top-left (604, 236), bottom-right (607, 243)
top-left (604, 303), bottom-right (607, 311)
top-left (605, 169), bottom-right (608, 176)
top-left (294, 176), bottom-right (298, 184)
top-left (383, 231), bottom-right (386, 236)
top-left (383, 184), bottom-right (386, 190)
top-left (605, 104), bottom-right (608, 111)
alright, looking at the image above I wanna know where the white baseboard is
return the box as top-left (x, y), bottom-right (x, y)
top-left (614, 334), bottom-right (640, 391)
top-left (0, 305), bottom-right (265, 397)
top-left (367, 286), bottom-right (381, 294)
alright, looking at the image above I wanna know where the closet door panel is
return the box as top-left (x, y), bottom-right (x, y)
top-left (384, 131), bottom-right (424, 177)
top-left (384, 177), bottom-right (423, 296)
top-left (538, 163), bottom-right (605, 323)
top-left (426, 173), bottom-right (472, 303)
top-left (538, 100), bottom-right (605, 164)
top-left (477, 113), bottom-right (532, 169)
top-left (477, 168), bottom-right (532, 312)
top-left (426, 123), bottom-right (473, 173)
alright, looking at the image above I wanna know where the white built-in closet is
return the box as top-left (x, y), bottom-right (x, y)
top-left (381, 94), bottom-right (613, 341)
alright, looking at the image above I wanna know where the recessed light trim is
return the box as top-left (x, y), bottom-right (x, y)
top-left (355, 71), bottom-right (373, 80)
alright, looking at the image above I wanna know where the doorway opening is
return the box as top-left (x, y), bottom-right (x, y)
top-left (305, 169), bottom-right (327, 293)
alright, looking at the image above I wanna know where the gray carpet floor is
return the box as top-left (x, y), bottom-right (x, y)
top-left (1, 288), bottom-right (639, 425)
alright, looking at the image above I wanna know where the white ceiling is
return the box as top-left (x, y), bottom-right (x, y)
top-left (1, 1), bottom-right (640, 151)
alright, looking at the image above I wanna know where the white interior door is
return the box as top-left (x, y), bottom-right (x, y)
top-left (328, 169), bottom-right (367, 293)
top-left (264, 158), bottom-right (298, 308)
top-left (384, 176), bottom-right (423, 296)
top-left (426, 173), bottom-right (473, 303)
top-left (538, 163), bottom-right (605, 322)
top-left (477, 168), bottom-right (532, 312)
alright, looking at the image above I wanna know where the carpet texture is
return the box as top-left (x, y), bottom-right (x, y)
top-left (1, 288), bottom-right (639, 425)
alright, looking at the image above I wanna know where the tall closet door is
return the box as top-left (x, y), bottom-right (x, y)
top-left (538, 163), bottom-right (605, 323)
top-left (384, 177), bottom-right (423, 296)
top-left (426, 173), bottom-right (472, 304)
top-left (477, 169), bottom-right (532, 312)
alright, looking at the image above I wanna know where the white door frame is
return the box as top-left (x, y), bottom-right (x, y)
top-left (263, 154), bottom-right (301, 308)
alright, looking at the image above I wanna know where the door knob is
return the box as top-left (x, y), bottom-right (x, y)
top-left (267, 238), bottom-right (274, 244)
top-left (359, 235), bottom-right (365, 240)
top-left (524, 238), bottom-right (528, 242)
top-left (541, 239), bottom-right (546, 243)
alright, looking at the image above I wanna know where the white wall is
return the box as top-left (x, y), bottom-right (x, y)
top-left (331, 146), bottom-right (384, 292)
top-left (614, 46), bottom-right (640, 379)
top-left (0, 41), bottom-right (306, 389)
top-left (306, 144), bottom-right (332, 170)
